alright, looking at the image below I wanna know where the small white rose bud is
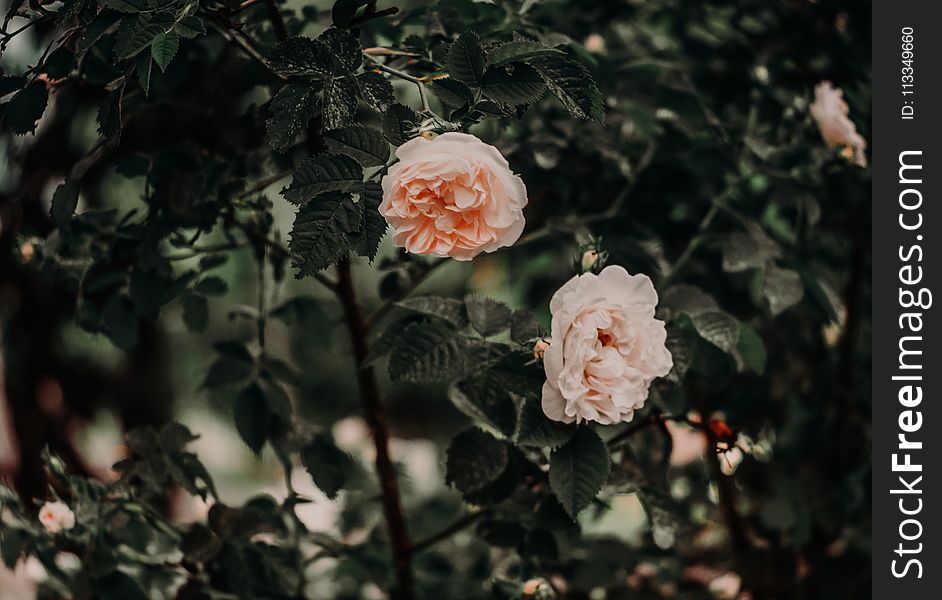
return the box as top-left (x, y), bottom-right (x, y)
top-left (38, 500), bottom-right (75, 534)
top-left (585, 33), bottom-right (606, 54)
top-left (533, 338), bottom-right (550, 360)
top-left (580, 249), bottom-right (600, 272)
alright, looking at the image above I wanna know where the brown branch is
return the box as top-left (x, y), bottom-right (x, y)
top-left (263, 0), bottom-right (288, 42)
top-left (409, 508), bottom-right (490, 555)
top-left (335, 257), bottom-right (414, 599)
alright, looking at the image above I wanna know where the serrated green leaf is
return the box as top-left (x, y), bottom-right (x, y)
top-left (382, 102), bottom-right (421, 145)
top-left (332, 0), bottom-right (371, 27)
top-left (516, 396), bottom-right (575, 448)
top-left (266, 80), bottom-right (322, 152)
top-left (323, 75), bottom-right (359, 130)
top-left (449, 374), bottom-right (517, 436)
top-left (736, 323), bottom-right (766, 374)
top-left (301, 434), bottom-right (355, 499)
top-left (465, 296), bottom-right (512, 337)
top-left (689, 310), bottom-right (740, 354)
top-left (151, 31), bottom-right (179, 72)
top-left (175, 16), bottom-right (205, 38)
top-left (318, 28), bottom-right (362, 73)
top-left (289, 192), bottom-right (362, 276)
top-left (387, 320), bottom-right (467, 384)
top-left (324, 125), bottom-right (390, 167)
top-left (549, 427), bottom-right (610, 518)
top-left (348, 182), bottom-right (386, 261)
top-left (114, 14), bottom-right (165, 60)
top-left (267, 37), bottom-right (334, 76)
top-left (355, 71), bottom-right (395, 110)
top-left (445, 428), bottom-right (508, 493)
top-left (4, 81), bottom-right (48, 134)
top-left (182, 293), bottom-right (208, 333)
top-left (763, 266), bottom-right (803, 316)
top-left (447, 32), bottom-right (486, 85)
top-left (98, 0), bottom-right (144, 13)
top-left (282, 154), bottom-right (363, 204)
top-left (103, 294), bottom-right (139, 349)
top-left (50, 181), bottom-right (79, 226)
top-left (234, 384), bottom-right (270, 455)
top-left (396, 296), bottom-right (468, 328)
top-left (510, 308), bottom-right (543, 345)
top-left (487, 40), bottom-right (564, 66)
top-left (431, 78), bottom-right (473, 107)
top-left (530, 54), bottom-right (605, 123)
top-left (481, 63), bottom-right (546, 106)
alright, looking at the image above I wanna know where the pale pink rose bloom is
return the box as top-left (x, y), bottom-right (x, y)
top-left (541, 266), bottom-right (673, 425)
top-left (379, 132), bottom-right (527, 260)
top-left (38, 500), bottom-right (75, 533)
top-left (665, 420), bottom-right (708, 466)
top-left (810, 81), bottom-right (867, 167)
top-left (708, 572), bottom-right (742, 599)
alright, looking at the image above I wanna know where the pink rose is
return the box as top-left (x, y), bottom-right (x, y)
top-left (379, 132), bottom-right (527, 260)
top-left (810, 81), bottom-right (867, 167)
top-left (38, 500), bottom-right (75, 533)
top-left (541, 266), bottom-right (673, 425)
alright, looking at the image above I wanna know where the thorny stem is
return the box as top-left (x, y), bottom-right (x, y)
top-left (335, 257), bottom-right (414, 599)
top-left (364, 56), bottom-right (433, 113)
top-left (262, 0), bottom-right (288, 42)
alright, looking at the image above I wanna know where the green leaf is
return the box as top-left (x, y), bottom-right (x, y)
top-left (465, 296), bottom-right (512, 337)
top-left (510, 308), bottom-right (543, 345)
top-left (214, 341), bottom-right (254, 366)
top-left (383, 103), bottom-right (422, 146)
top-left (267, 37), bottom-right (334, 76)
top-left (266, 80), bottom-right (321, 152)
top-left (289, 192), bottom-right (362, 276)
top-left (234, 384), bottom-right (270, 455)
top-left (323, 75), bottom-right (359, 130)
top-left (194, 276), bottom-right (228, 296)
top-left (448, 374), bottom-right (517, 436)
top-left (516, 396), bottom-right (574, 448)
top-left (50, 181), bottom-right (80, 226)
top-left (135, 52), bottom-right (153, 97)
top-left (4, 81), bottom-right (48, 134)
top-left (530, 54), bottom-right (605, 123)
top-left (447, 32), bottom-right (486, 86)
top-left (763, 266), bottom-right (803, 316)
top-left (103, 294), bottom-right (138, 349)
top-left (445, 428), bottom-right (508, 493)
top-left (41, 47), bottom-right (75, 80)
top-left (203, 357), bottom-right (253, 389)
top-left (355, 71), bottom-right (395, 110)
top-left (689, 310), bottom-right (740, 354)
top-left (549, 427), bottom-right (610, 518)
top-left (174, 16), bottom-right (205, 39)
top-left (182, 293), bottom-right (209, 333)
top-left (387, 320), bottom-right (467, 384)
top-left (481, 63), bottom-right (546, 106)
top-left (98, 0), bottom-right (144, 13)
top-left (736, 323), bottom-right (766, 374)
top-left (151, 31), bottom-right (179, 72)
top-left (282, 153), bottom-right (363, 205)
top-left (114, 14), bottom-right (164, 60)
top-left (396, 296), bottom-right (468, 328)
top-left (332, 0), bottom-right (371, 27)
top-left (270, 295), bottom-right (324, 326)
top-left (324, 125), bottom-right (390, 167)
top-left (487, 40), bottom-right (564, 66)
top-left (318, 28), bottom-right (362, 73)
top-left (431, 78), bottom-right (473, 107)
top-left (348, 182), bottom-right (386, 262)
top-left (301, 434), bottom-right (355, 499)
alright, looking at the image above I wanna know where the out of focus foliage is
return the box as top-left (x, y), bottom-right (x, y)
top-left (0, 0), bottom-right (870, 599)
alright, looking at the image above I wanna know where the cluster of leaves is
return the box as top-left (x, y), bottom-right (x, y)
top-left (1, 0), bottom-right (871, 598)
